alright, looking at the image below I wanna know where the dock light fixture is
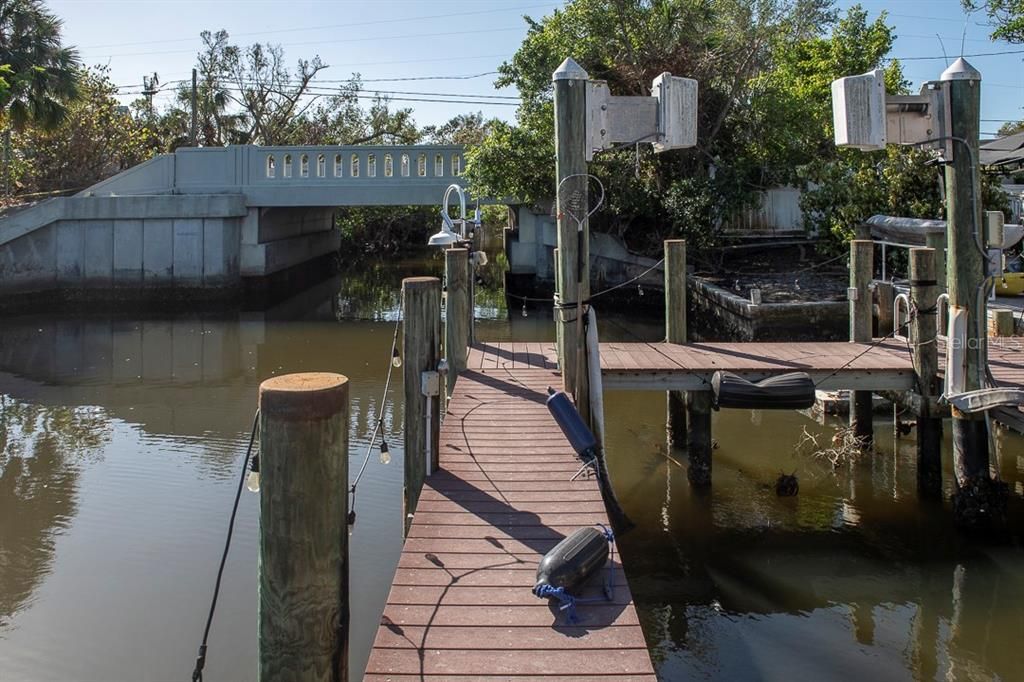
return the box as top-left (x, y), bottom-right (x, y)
top-left (428, 183), bottom-right (481, 248)
top-left (246, 452), bottom-right (260, 493)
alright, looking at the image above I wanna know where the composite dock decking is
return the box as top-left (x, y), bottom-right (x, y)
top-left (366, 336), bottom-right (1024, 678)
top-left (364, 352), bottom-right (656, 680)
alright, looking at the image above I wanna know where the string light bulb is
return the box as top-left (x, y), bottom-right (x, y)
top-left (522, 302), bottom-right (528, 318)
top-left (638, 284), bottom-right (644, 297)
top-left (246, 452), bottom-right (260, 493)
top-left (379, 440), bottom-right (391, 465)
top-left (391, 347), bottom-right (402, 368)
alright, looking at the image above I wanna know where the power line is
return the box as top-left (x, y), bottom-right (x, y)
top-left (77, 3), bottom-right (552, 50)
top-left (114, 71), bottom-right (500, 90)
top-left (889, 13), bottom-right (994, 26)
top-left (895, 47), bottom-right (1024, 61)
top-left (81, 26), bottom-right (525, 59)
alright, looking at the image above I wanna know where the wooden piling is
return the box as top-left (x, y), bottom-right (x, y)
top-left (402, 277), bottom-right (441, 533)
top-left (943, 60), bottom-right (990, 488)
top-left (850, 239), bottom-right (874, 445)
top-left (925, 231), bottom-right (947, 293)
top-left (553, 58), bottom-right (590, 416)
top-left (444, 248), bottom-right (470, 397)
top-left (990, 309), bottom-right (1014, 337)
top-left (685, 391), bottom-right (713, 487)
top-left (875, 280), bottom-right (895, 337)
top-left (665, 239), bottom-right (687, 447)
top-left (910, 247), bottom-right (942, 496)
top-left (258, 372), bottom-right (349, 682)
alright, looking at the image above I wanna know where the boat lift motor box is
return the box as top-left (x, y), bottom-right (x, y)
top-left (585, 72), bottom-right (697, 161)
top-left (831, 69), bottom-right (887, 151)
top-left (832, 69), bottom-right (951, 155)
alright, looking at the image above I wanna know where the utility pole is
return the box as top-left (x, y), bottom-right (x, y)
top-left (942, 58), bottom-right (990, 489)
top-left (142, 73), bottom-right (159, 119)
top-left (190, 68), bottom-right (198, 147)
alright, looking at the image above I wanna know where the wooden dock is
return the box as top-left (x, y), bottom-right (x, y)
top-left (364, 345), bottom-right (656, 680)
top-left (365, 335), bottom-right (1024, 678)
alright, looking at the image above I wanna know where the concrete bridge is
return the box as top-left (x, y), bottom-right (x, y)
top-left (0, 144), bottom-right (467, 304)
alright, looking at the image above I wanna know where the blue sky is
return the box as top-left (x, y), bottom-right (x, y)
top-left (51, 0), bottom-right (1022, 137)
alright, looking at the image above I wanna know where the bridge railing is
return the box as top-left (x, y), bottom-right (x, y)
top-left (172, 144), bottom-right (466, 193)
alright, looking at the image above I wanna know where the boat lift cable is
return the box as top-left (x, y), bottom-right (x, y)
top-left (191, 410), bottom-right (260, 682)
top-left (348, 313), bottom-right (403, 526)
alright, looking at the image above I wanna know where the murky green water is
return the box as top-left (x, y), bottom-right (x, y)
top-left (0, 247), bottom-right (1022, 681)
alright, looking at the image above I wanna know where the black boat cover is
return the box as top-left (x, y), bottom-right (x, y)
top-left (711, 371), bottom-right (815, 410)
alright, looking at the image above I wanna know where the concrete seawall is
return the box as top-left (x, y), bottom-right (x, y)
top-left (0, 195), bottom-right (339, 308)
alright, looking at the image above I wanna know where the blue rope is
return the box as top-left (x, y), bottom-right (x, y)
top-left (533, 525), bottom-right (616, 624)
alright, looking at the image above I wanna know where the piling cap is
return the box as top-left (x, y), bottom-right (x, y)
top-left (260, 372), bottom-right (349, 421)
top-left (552, 58), bottom-right (588, 82)
top-left (940, 57), bottom-right (981, 82)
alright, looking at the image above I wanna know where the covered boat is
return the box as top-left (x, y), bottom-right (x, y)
top-left (865, 214), bottom-right (1024, 250)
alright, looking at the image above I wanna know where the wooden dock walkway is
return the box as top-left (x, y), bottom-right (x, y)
top-left (365, 335), bottom-right (1024, 678)
top-left (364, 347), bottom-right (657, 680)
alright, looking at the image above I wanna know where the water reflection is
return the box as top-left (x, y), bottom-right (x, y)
top-left (606, 390), bottom-right (1024, 681)
top-left (0, 400), bottom-right (111, 629)
top-left (0, 244), bottom-right (1022, 681)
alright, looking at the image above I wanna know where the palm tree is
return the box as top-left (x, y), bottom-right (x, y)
top-left (0, 0), bottom-right (80, 131)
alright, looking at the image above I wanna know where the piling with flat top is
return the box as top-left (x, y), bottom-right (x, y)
top-left (553, 57), bottom-right (590, 425)
top-left (849, 239), bottom-right (874, 445)
top-left (258, 372), bottom-right (349, 682)
top-left (925, 231), bottom-right (947, 293)
top-left (445, 248), bottom-right (470, 397)
top-left (402, 277), bottom-right (441, 533)
top-left (910, 247), bottom-right (942, 496)
top-left (665, 239), bottom-right (687, 447)
top-left (990, 309), bottom-right (1014, 337)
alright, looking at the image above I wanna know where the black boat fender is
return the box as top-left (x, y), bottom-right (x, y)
top-left (533, 525), bottom-right (615, 623)
top-left (710, 370), bottom-right (816, 410)
top-left (545, 388), bottom-right (635, 533)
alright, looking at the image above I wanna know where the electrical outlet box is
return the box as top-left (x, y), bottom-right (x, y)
top-left (652, 73), bottom-right (698, 153)
top-left (831, 69), bottom-right (887, 151)
top-left (420, 370), bottom-right (440, 397)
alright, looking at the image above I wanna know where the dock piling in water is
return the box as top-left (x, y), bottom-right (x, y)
top-left (910, 247), bottom-right (943, 495)
top-left (258, 372), bottom-right (349, 682)
top-left (665, 239), bottom-right (688, 448)
top-left (849, 239), bottom-right (874, 446)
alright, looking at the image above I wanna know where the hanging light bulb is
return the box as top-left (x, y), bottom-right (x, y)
top-left (638, 284), bottom-right (644, 297)
top-left (246, 452), bottom-right (261, 493)
top-left (391, 347), bottom-right (402, 368)
top-left (379, 440), bottom-right (391, 465)
top-left (522, 302), bottom-right (528, 318)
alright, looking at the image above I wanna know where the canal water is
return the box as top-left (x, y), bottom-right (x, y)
top-left (0, 249), bottom-right (1022, 681)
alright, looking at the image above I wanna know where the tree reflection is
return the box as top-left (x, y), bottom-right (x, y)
top-left (0, 397), bottom-right (111, 628)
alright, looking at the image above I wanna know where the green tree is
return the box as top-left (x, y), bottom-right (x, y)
top-left (963, 0), bottom-right (1024, 43)
top-left (743, 6), bottom-right (904, 181)
top-left (465, 0), bottom-right (907, 253)
top-left (0, 0), bottom-right (80, 131)
top-left (422, 112), bottom-right (494, 146)
top-left (997, 119), bottom-right (1024, 136)
top-left (16, 66), bottom-right (153, 194)
top-left (285, 76), bottom-right (420, 145)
